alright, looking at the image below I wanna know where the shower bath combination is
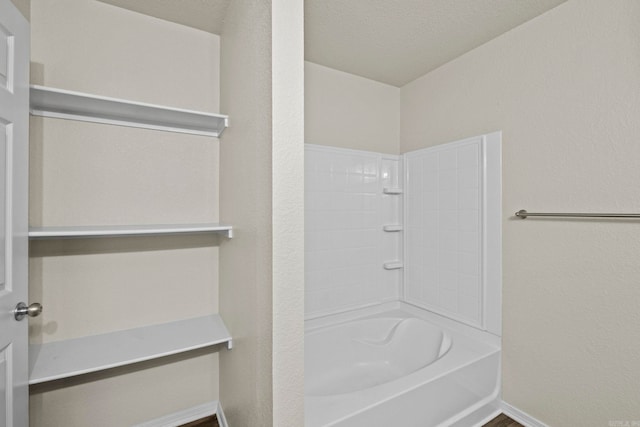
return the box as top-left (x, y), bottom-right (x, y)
top-left (304, 132), bottom-right (502, 426)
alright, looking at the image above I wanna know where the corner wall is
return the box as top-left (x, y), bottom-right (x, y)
top-left (219, 0), bottom-right (305, 424)
top-left (305, 61), bottom-right (400, 154)
top-left (400, 1), bottom-right (640, 424)
top-left (219, 1), bottom-right (273, 423)
top-left (10, 0), bottom-right (29, 20)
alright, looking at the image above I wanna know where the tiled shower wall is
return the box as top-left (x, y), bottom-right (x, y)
top-left (404, 137), bottom-right (484, 328)
top-left (305, 145), bottom-right (401, 318)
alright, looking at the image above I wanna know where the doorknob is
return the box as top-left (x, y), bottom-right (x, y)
top-left (14, 302), bottom-right (43, 321)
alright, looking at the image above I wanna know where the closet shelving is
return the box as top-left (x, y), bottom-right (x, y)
top-left (29, 315), bottom-right (232, 384)
top-left (29, 85), bottom-right (233, 384)
top-left (30, 85), bottom-right (229, 137)
top-left (29, 223), bottom-right (234, 239)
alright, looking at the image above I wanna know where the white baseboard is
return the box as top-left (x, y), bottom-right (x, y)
top-left (501, 401), bottom-right (549, 427)
top-left (133, 400), bottom-right (225, 427)
top-left (216, 401), bottom-right (229, 427)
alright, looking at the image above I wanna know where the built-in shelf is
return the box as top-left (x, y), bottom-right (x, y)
top-left (30, 85), bottom-right (229, 137)
top-left (29, 314), bottom-right (232, 385)
top-left (383, 262), bottom-right (403, 270)
top-left (28, 223), bottom-right (233, 239)
top-left (382, 225), bottom-right (404, 232)
top-left (383, 187), bottom-right (403, 195)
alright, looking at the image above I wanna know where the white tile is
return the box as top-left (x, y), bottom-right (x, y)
top-left (347, 156), bottom-right (365, 175)
top-left (423, 231), bottom-right (438, 251)
top-left (457, 144), bottom-right (479, 169)
top-left (458, 274), bottom-right (480, 299)
top-left (438, 211), bottom-right (457, 231)
top-left (459, 295), bottom-right (480, 322)
top-left (362, 194), bottom-right (377, 211)
top-left (382, 199), bottom-right (397, 222)
top-left (458, 167), bottom-right (479, 189)
top-left (438, 191), bottom-right (457, 210)
top-left (423, 192), bottom-right (438, 211)
top-left (422, 280), bottom-right (438, 304)
top-left (405, 267), bottom-right (422, 300)
top-left (305, 231), bottom-right (321, 251)
top-left (438, 150), bottom-right (457, 170)
top-left (422, 154), bottom-right (438, 175)
top-left (439, 231), bottom-right (458, 252)
top-left (458, 188), bottom-right (480, 210)
top-left (459, 252), bottom-right (480, 276)
top-left (438, 169), bottom-right (457, 191)
top-left (421, 250), bottom-right (438, 269)
top-left (440, 250), bottom-right (458, 272)
top-left (406, 232), bottom-right (423, 255)
top-left (407, 244), bottom-right (423, 269)
top-left (362, 229), bottom-right (378, 247)
top-left (330, 173), bottom-right (348, 192)
top-left (423, 211), bottom-right (438, 231)
top-left (422, 164), bottom-right (438, 192)
top-left (347, 173), bottom-right (364, 192)
top-left (459, 231), bottom-right (479, 253)
top-left (363, 158), bottom-right (378, 176)
top-left (406, 160), bottom-right (422, 192)
top-left (439, 289), bottom-right (458, 312)
top-left (458, 210), bottom-right (480, 232)
top-left (363, 175), bottom-right (379, 193)
top-left (305, 251), bottom-right (325, 272)
top-left (362, 211), bottom-right (378, 228)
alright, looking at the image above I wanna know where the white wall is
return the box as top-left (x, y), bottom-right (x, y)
top-left (272, 0), bottom-right (304, 424)
top-left (305, 145), bottom-right (401, 318)
top-left (219, 1), bottom-right (273, 424)
top-left (305, 61), bottom-right (400, 154)
top-left (401, 1), bottom-right (640, 424)
top-left (219, 0), bottom-right (305, 425)
top-left (9, 0), bottom-right (29, 20)
top-left (28, 0), bottom-right (222, 425)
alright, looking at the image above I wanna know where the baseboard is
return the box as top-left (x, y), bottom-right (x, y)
top-left (216, 401), bottom-right (229, 427)
top-left (133, 400), bottom-right (223, 427)
top-left (501, 401), bottom-right (549, 427)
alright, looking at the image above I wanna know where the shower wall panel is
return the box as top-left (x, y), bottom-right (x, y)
top-left (404, 137), bottom-right (484, 328)
top-left (305, 145), bottom-right (401, 318)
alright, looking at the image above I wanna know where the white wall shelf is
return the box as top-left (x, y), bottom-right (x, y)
top-left (30, 85), bottom-right (229, 137)
top-left (383, 262), bottom-right (403, 270)
top-left (28, 223), bottom-right (233, 239)
top-left (382, 225), bottom-right (403, 232)
top-left (383, 187), bottom-right (403, 195)
top-left (29, 314), bottom-right (232, 385)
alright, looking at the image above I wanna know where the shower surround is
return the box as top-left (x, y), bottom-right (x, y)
top-left (304, 132), bottom-right (502, 426)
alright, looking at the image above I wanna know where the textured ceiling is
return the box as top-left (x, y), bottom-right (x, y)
top-left (98, 0), bottom-right (566, 87)
top-left (97, 0), bottom-right (231, 35)
top-left (305, 0), bottom-right (567, 86)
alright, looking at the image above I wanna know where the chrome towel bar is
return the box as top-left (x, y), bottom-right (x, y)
top-left (515, 210), bottom-right (640, 219)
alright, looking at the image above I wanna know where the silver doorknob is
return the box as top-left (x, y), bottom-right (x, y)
top-left (14, 302), bottom-right (43, 321)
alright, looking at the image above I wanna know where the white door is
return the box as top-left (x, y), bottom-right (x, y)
top-left (0, 0), bottom-right (30, 426)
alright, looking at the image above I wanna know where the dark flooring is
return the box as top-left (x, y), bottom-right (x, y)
top-left (483, 413), bottom-right (525, 427)
top-left (180, 412), bottom-right (518, 426)
top-left (178, 415), bottom-right (219, 427)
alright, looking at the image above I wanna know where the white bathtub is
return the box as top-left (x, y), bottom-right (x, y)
top-left (305, 302), bottom-right (501, 427)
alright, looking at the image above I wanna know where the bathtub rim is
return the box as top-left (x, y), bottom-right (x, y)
top-left (305, 316), bottom-right (454, 397)
top-left (306, 300), bottom-right (500, 348)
